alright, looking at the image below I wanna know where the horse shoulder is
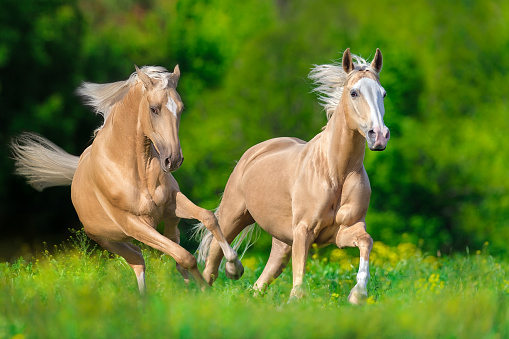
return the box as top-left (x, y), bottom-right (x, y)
top-left (334, 166), bottom-right (371, 227)
top-left (76, 143), bottom-right (141, 212)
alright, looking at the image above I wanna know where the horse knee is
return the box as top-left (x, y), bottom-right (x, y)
top-left (356, 233), bottom-right (373, 251)
top-left (178, 253), bottom-right (198, 270)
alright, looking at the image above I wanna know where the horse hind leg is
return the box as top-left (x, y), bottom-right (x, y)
top-left (335, 222), bottom-right (373, 304)
top-left (202, 201), bottom-right (255, 285)
top-left (253, 237), bottom-right (292, 293)
top-left (174, 192), bottom-right (246, 282)
top-left (88, 234), bottom-right (147, 293)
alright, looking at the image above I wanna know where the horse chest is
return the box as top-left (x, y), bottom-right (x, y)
top-left (151, 185), bottom-right (169, 206)
top-left (133, 184), bottom-right (169, 217)
top-left (100, 177), bottom-right (169, 219)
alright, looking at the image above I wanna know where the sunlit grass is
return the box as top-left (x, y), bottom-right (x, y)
top-left (1, 231), bottom-right (508, 338)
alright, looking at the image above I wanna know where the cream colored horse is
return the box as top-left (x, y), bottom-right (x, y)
top-left (11, 65), bottom-right (243, 292)
top-left (196, 49), bottom-right (389, 304)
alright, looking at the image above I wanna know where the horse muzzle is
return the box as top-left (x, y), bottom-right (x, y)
top-left (160, 154), bottom-right (184, 172)
top-left (367, 126), bottom-right (390, 151)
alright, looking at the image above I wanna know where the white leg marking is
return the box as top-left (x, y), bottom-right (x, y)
top-left (355, 257), bottom-right (370, 289)
top-left (347, 257), bottom-right (370, 304)
top-left (137, 271), bottom-right (146, 293)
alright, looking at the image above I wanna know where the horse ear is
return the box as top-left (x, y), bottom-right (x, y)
top-left (342, 48), bottom-right (354, 74)
top-left (371, 48), bottom-right (383, 73)
top-left (169, 64), bottom-right (180, 88)
top-left (135, 65), bottom-right (155, 90)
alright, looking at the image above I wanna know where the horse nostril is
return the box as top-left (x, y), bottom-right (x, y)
top-left (368, 129), bottom-right (376, 140)
top-left (164, 157), bottom-right (171, 169)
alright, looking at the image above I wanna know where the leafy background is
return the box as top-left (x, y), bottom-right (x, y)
top-left (1, 0), bottom-right (508, 260)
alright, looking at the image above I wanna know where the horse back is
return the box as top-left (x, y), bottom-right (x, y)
top-left (239, 137), bottom-right (306, 167)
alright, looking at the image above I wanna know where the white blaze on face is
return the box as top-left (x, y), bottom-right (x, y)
top-left (351, 77), bottom-right (386, 130)
top-left (166, 96), bottom-right (178, 117)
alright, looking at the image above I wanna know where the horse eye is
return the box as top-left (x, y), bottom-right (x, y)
top-left (350, 90), bottom-right (358, 98)
top-left (150, 106), bottom-right (158, 115)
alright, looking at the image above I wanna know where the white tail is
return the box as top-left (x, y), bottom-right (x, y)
top-left (11, 132), bottom-right (80, 191)
top-left (193, 210), bottom-right (260, 264)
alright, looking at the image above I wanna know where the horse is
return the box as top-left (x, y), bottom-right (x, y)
top-left (11, 65), bottom-right (243, 292)
top-left (195, 48), bottom-right (389, 304)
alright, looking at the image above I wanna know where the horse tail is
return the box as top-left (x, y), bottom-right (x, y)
top-left (11, 132), bottom-right (80, 191)
top-left (193, 209), bottom-right (259, 264)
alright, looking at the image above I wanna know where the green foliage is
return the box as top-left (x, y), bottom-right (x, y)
top-left (1, 234), bottom-right (508, 338)
top-left (2, 0), bottom-right (509, 257)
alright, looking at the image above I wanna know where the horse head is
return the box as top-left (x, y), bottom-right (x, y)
top-left (136, 65), bottom-right (184, 172)
top-left (341, 48), bottom-right (390, 151)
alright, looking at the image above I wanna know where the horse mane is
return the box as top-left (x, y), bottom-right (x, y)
top-left (76, 66), bottom-right (173, 132)
top-left (308, 53), bottom-right (379, 120)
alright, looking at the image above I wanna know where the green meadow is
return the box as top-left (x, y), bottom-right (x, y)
top-left (1, 231), bottom-right (507, 339)
top-left (2, 1), bottom-right (509, 338)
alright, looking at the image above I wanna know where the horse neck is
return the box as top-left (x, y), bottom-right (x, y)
top-left (102, 84), bottom-right (152, 180)
top-left (317, 105), bottom-right (366, 185)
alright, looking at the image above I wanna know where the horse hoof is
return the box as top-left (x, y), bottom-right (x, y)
top-left (347, 289), bottom-right (368, 305)
top-left (289, 286), bottom-right (306, 300)
top-left (225, 259), bottom-right (244, 280)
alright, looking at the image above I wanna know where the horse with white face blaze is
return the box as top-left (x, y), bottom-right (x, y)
top-left (11, 65), bottom-right (243, 292)
top-left (196, 49), bottom-right (389, 304)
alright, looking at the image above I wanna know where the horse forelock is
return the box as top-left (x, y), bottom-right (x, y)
top-left (139, 66), bottom-right (175, 89)
top-left (76, 65), bottom-right (176, 135)
top-left (309, 53), bottom-right (379, 120)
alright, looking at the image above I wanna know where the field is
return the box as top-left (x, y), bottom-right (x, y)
top-left (1, 230), bottom-right (508, 339)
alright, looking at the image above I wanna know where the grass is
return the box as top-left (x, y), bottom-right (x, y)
top-left (1, 230), bottom-right (508, 339)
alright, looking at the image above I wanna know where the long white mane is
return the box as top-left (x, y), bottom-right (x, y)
top-left (76, 66), bottom-right (174, 132)
top-left (308, 53), bottom-right (379, 120)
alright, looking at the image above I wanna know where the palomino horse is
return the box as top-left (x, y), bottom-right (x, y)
top-left (11, 65), bottom-right (243, 292)
top-left (196, 49), bottom-right (389, 304)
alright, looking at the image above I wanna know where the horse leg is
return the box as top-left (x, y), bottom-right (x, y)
top-left (174, 191), bottom-right (244, 281)
top-left (289, 223), bottom-right (314, 299)
top-left (203, 201), bottom-right (255, 285)
top-left (253, 238), bottom-right (291, 293)
top-left (163, 217), bottom-right (190, 285)
top-left (335, 221), bottom-right (373, 304)
top-left (122, 215), bottom-right (208, 291)
top-left (88, 234), bottom-right (146, 293)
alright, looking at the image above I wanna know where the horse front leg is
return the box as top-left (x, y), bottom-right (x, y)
top-left (336, 221), bottom-right (373, 304)
top-left (122, 214), bottom-right (208, 291)
top-left (289, 223), bottom-right (314, 299)
top-left (163, 217), bottom-right (190, 285)
top-left (174, 191), bottom-right (244, 279)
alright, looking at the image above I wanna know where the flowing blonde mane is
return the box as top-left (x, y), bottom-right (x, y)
top-left (76, 66), bottom-right (174, 132)
top-left (308, 53), bottom-right (379, 120)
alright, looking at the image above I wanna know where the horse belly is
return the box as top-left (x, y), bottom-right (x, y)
top-left (248, 204), bottom-right (294, 246)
